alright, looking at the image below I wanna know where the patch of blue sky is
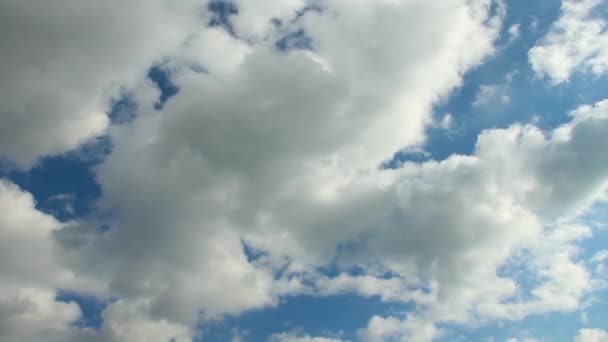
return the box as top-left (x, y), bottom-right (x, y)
top-left (197, 294), bottom-right (411, 342)
top-left (274, 6), bottom-right (318, 52)
top-left (0, 63), bottom-right (179, 223)
top-left (55, 290), bottom-right (113, 330)
top-left (110, 64), bottom-right (179, 124)
top-left (583, 288), bottom-right (608, 332)
top-left (0, 150), bottom-right (104, 221)
top-left (148, 65), bottom-right (180, 110)
top-left (207, 0), bottom-right (238, 36)
top-left (275, 28), bottom-right (314, 51)
top-left (108, 90), bottom-right (138, 124)
top-left (207, 242), bottom-right (420, 341)
top-left (271, 4), bottom-right (322, 28)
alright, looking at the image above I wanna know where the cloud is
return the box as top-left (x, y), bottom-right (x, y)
top-left (357, 315), bottom-right (438, 342)
top-left (341, 98), bottom-right (608, 338)
top-left (63, 0), bottom-right (504, 331)
top-left (472, 84), bottom-right (510, 107)
top-left (0, 180), bottom-right (194, 342)
top-left (507, 23), bottom-right (521, 43)
top-left (269, 332), bottom-right (347, 342)
top-left (0, 287), bottom-right (83, 342)
top-left (433, 113), bottom-right (454, 130)
top-left (4, 0), bottom-right (608, 341)
top-left (575, 328), bottom-right (608, 342)
top-left (0, 180), bottom-right (86, 342)
top-left (529, 0), bottom-right (608, 84)
top-left (95, 300), bottom-right (192, 342)
top-left (0, 180), bottom-right (98, 294)
top-left (0, 0), bottom-right (204, 168)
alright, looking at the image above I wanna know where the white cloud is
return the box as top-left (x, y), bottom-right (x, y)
top-left (575, 328), bottom-right (608, 342)
top-left (473, 84), bottom-right (510, 107)
top-left (529, 0), bottom-right (608, 83)
top-left (0, 180), bottom-right (87, 342)
top-left (0, 180), bottom-right (192, 342)
top-left (67, 0), bottom-right (505, 332)
top-left (5, 0), bottom-right (608, 341)
top-left (96, 300), bottom-right (192, 342)
top-left (505, 339), bottom-right (541, 342)
top-left (0, 180), bottom-right (99, 294)
top-left (349, 98), bottom-right (608, 338)
top-left (436, 113), bottom-right (454, 130)
top-left (507, 23), bottom-right (521, 43)
top-left (591, 250), bottom-right (608, 264)
top-left (357, 315), bottom-right (438, 342)
top-left (0, 287), bottom-right (83, 342)
top-left (315, 273), bottom-right (434, 304)
top-left (0, 0), bottom-right (204, 168)
top-left (269, 332), bottom-right (347, 342)
top-left (488, 223), bottom-right (592, 318)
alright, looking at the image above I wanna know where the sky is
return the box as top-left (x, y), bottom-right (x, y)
top-left (1, 0), bottom-right (608, 341)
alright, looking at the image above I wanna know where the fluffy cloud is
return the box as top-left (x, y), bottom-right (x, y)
top-left (61, 0), bottom-right (505, 331)
top-left (95, 300), bottom-right (192, 342)
top-left (575, 328), bottom-right (608, 342)
top-left (0, 180), bottom-right (85, 341)
top-left (351, 98), bottom-right (608, 340)
top-left (529, 0), bottom-right (608, 83)
top-left (357, 315), bottom-right (438, 342)
top-left (0, 0), bottom-right (206, 168)
top-left (4, 1), bottom-right (608, 341)
top-left (0, 180), bottom-right (88, 292)
top-left (0, 180), bottom-right (193, 342)
top-left (0, 287), bottom-right (83, 342)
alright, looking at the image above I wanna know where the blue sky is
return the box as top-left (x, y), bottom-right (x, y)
top-left (1, 1), bottom-right (608, 341)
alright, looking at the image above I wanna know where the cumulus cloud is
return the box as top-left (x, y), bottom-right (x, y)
top-left (0, 287), bottom-right (83, 342)
top-left (529, 0), bottom-right (608, 83)
top-left (0, 180), bottom-right (86, 342)
top-left (0, 180), bottom-right (193, 342)
top-left (4, 0), bottom-right (608, 341)
top-left (0, 0), bottom-right (205, 168)
top-left (0, 180), bottom-right (85, 292)
top-left (62, 0), bottom-right (505, 331)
